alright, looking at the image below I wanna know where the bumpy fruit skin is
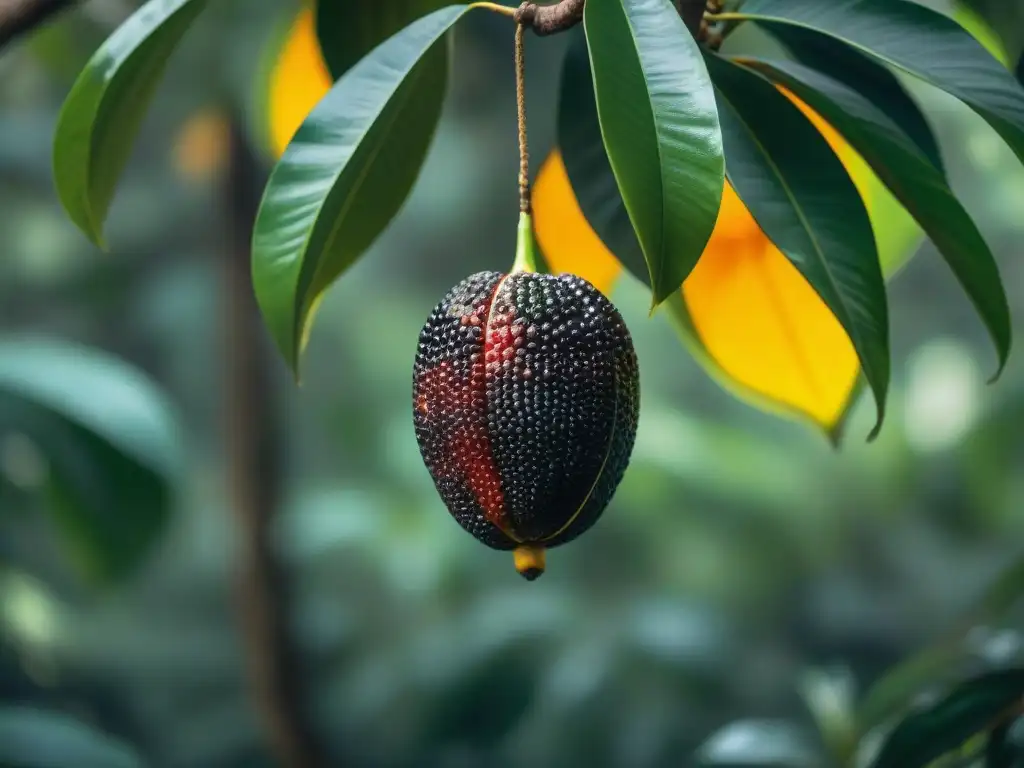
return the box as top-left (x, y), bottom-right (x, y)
top-left (412, 271), bottom-right (639, 575)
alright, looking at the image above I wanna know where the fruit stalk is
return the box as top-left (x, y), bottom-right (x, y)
top-left (514, 17), bottom-right (531, 214)
top-left (511, 212), bottom-right (540, 274)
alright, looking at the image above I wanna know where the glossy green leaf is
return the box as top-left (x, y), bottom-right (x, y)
top-left (583, 0), bottom-right (724, 306)
top-left (703, 53), bottom-right (890, 438)
top-left (0, 337), bottom-right (181, 584)
top-left (729, 0), bottom-right (1024, 167)
top-left (745, 57), bottom-right (1011, 379)
top-left (252, 5), bottom-right (470, 376)
top-left (52, 0), bottom-right (210, 248)
top-left (762, 23), bottom-right (945, 176)
top-left (869, 668), bottom-right (1024, 768)
top-left (0, 707), bottom-right (143, 768)
top-left (557, 30), bottom-right (647, 284)
top-left (316, 0), bottom-right (449, 81)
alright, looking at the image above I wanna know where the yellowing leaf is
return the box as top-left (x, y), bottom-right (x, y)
top-left (682, 180), bottom-right (861, 430)
top-left (680, 90), bottom-right (923, 435)
top-left (533, 150), bottom-right (623, 299)
top-left (536, 88), bottom-right (920, 436)
top-left (266, 8), bottom-right (331, 158)
top-left (259, 10), bottom-right (919, 436)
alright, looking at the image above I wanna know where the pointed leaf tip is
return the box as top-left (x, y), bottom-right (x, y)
top-left (584, 0), bottom-right (723, 303)
top-left (744, 56), bottom-right (1011, 389)
top-left (52, 0), bottom-right (210, 246)
top-left (252, 5), bottom-right (473, 375)
top-left (705, 53), bottom-right (891, 439)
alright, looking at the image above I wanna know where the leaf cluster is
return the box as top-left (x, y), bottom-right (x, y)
top-left (48, 0), bottom-right (1024, 440)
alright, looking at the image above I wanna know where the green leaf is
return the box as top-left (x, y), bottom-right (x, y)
top-left (857, 554), bottom-right (1024, 735)
top-left (0, 337), bottom-right (181, 584)
top-left (762, 23), bottom-right (945, 176)
top-left (703, 53), bottom-right (890, 438)
top-left (557, 30), bottom-right (648, 284)
top-left (869, 669), bottom-right (1024, 768)
top-left (729, 0), bottom-right (1024, 167)
top-left (583, 0), bottom-right (724, 306)
top-left (745, 56), bottom-right (1011, 380)
top-left (856, 644), bottom-right (966, 741)
top-left (252, 5), bottom-right (470, 377)
top-left (0, 707), bottom-right (143, 768)
top-left (52, 0), bottom-right (209, 248)
top-left (954, 0), bottom-right (1024, 63)
top-left (316, 0), bottom-right (449, 81)
top-left (951, 2), bottom-right (1012, 67)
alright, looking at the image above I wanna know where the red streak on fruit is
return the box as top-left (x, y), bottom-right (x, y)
top-left (415, 283), bottom-right (513, 535)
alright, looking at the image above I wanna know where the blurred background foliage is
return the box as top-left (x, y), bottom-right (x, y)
top-left (3, 0), bottom-right (1024, 766)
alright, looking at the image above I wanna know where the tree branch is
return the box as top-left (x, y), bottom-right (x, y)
top-left (513, 0), bottom-right (583, 36)
top-left (222, 116), bottom-right (328, 768)
top-left (499, 0), bottom-right (709, 39)
top-left (0, 0), bottom-right (75, 50)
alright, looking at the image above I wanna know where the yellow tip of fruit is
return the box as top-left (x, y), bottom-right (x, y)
top-left (513, 545), bottom-right (546, 581)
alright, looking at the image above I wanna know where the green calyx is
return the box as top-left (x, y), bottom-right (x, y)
top-left (510, 211), bottom-right (541, 274)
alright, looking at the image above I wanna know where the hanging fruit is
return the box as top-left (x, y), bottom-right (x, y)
top-left (412, 17), bottom-right (640, 580)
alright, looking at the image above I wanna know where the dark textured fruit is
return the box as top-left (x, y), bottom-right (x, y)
top-left (412, 270), bottom-right (640, 579)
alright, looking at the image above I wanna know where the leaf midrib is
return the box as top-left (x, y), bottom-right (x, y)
top-left (620, 4), bottom-right (671, 295)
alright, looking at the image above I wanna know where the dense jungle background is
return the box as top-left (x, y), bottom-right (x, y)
top-left (3, 0), bottom-right (1024, 766)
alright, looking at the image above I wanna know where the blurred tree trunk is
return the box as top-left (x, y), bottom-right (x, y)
top-left (0, 0), bottom-right (74, 48)
top-left (222, 115), bottom-right (327, 768)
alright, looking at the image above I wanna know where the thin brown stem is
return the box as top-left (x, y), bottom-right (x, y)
top-left (513, 9), bottom-right (530, 213)
top-left (0, 0), bottom-right (75, 50)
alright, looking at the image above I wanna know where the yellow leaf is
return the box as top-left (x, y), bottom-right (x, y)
top-left (534, 88), bottom-right (920, 436)
top-left (265, 8), bottom-right (332, 159)
top-left (680, 92), bottom-right (883, 435)
top-left (259, 19), bottom-right (922, 436)
top-left (532, 150), bottom-right (623, 299)
top-left (677, 89), bottom-right (924, 435)
top-left (681, 180), bottom-right (861, 430)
